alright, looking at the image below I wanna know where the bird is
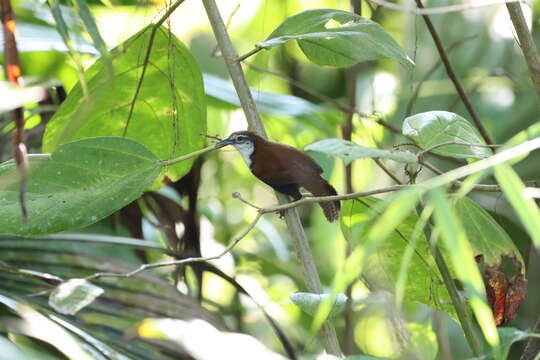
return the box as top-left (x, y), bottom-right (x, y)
top-left (216, 131), bottom-right (340, 222)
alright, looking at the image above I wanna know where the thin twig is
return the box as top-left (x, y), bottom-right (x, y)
top-left (368, 0), bottom-right (526, 15)
top-left (414, 0), bottom-right (494, 145)
top-left (160, 144), bottom-right (219, 166)
top-left (123, 0), bottom-right (187, 136)
top-left (505, 2), bottom-right (540, 103)
top-left (236, 47), bottom-right (262, 62)
top-left (85, 213), bottom-right (263, 281)
top-left (374, 158), bottom-right (403, 184)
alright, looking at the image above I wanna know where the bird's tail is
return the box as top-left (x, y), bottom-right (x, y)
top-left (304, 179), bottom-right (340, 222)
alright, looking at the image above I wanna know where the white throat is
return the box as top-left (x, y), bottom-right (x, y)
top-left (233, 142), bottom-right (255, 167)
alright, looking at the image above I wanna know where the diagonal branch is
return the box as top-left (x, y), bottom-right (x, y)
top-left (414, 0), bottom-right (494, 145)
top-left (201, 0), bottom-right (342, 355)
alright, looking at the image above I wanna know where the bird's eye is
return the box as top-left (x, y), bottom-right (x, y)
top-left (236, 135), bottom-right (246, 143)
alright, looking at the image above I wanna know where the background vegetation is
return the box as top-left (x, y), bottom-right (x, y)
top-left (0, 0), bottom-right (539, 359)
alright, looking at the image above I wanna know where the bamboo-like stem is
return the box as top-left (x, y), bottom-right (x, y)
top-left (200, 0), bottom-right (342, 356)
top-left (505, 2), bottom-right (540, 103)
top-left (421, 219), bottom-right (484, 356)
top-left (414, 0), bottom-right (494, 145)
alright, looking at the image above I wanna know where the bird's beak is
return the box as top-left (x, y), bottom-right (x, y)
top-left (215, 138), bottom-right (234, 148)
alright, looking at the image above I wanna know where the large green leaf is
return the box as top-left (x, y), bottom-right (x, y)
top-left (403, 111), bottom-right (491, 159)
top-left (454, 197), bottom-right (525, 267)
top-left (305, 138), bottom-right (417, 165)
top-left (340, 197), bottom-right (453, 315)
top-left (259, 9), bottom-right (413, 69)
top-left (0, 137), bottom-right (160, 236)
top-left (43, 25), bottom-right (206, 186)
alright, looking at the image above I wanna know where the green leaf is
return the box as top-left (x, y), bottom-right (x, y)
top-left (344, 356), bottom-right (392, 360)
top-left (43, 25), bottom-right (206, 187)
top-left (260, 8), bottom-right (413, 69)
top-left (340, 198), bottom-right (453, 315)
top-left (454, 197), bottom-right (525, 267)
top-left (49, 279), bottom-right (104, 315)
top-left (494, 163), bottom-right (540, 250)
top-left (429, 188), bottom-right (499, 347)
top-left (290, 292), bottom-right (347, 318)
top-left (403, 111), bottom-right (491, 159)
top-left (305, 138), bottom-right (417, 165)
top-left (0, 137), bottom-right (160, 236)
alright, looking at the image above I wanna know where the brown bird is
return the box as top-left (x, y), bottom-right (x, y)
top-left (217, 131), bottom-right (340, 222)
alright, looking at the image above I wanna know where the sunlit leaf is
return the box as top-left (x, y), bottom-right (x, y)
top-left (0, 137), bottom-right (160, 235)
top-left (290, 292), bottom-right (347, 318)
top-left (259, 9), bottom-right (413, 69)
top-left (49, 279), bottom-right (104, 315)
top-left (43, 25), bottom-right (206, 187)
top-left (305, 138), bottom-right (417, 165)
top-left (403, 111), bottom-right (491, 159)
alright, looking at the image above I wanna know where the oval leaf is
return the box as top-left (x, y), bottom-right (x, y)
top-left (43, 25), bottom-right (206, 187)
top-left (403, 111), bottom-right (491, 159)
top-left (259, 9), bottom-right (413, 69)
top-left (49, 279), bottom-right (104, 315)
top-left (0, 137), bottom-right (160, 235)
top-left (290, 292), bottom-right (347, 318)
top-left (305, 138), bottom-right (417, 165)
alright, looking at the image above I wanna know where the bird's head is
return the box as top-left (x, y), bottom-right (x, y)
top-left (216, 131), bottom-right (257, 165)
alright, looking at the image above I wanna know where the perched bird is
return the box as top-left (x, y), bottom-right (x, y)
top-left (216, 131), bottom-right (340, 222)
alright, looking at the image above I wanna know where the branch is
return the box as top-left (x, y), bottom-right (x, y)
top-left (368, 0), bottom-right (526, 15)
top-left (505, 2), bottom-right (540, 103)
top-left (414, 0), bottom-right (494, 145)
top-left (160, 144), bottom-right (219, 166)
top-left (201, 0), bottom-right (342, 355)
top-left (123, 0), bottom-right (187, 136)
top-left (85, 213), bottom-right (263, 281)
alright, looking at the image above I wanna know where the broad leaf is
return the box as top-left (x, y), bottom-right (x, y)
top-left (49, 279), bottom-right (104, 315)
top-left (290, 292), bottom-right (347, 318)
top-left (305, 138), bottom-right (417, 165)
top-left (43, 25), bottom-right (206, 187)
top-left (340, 197), bottom-right (453, 315)
top-left (403, 111), bottom-right (491, 159)
top-left (0, 137), bottom-right (160, 236)
top-left (454, 197), bottom-right (524, 267)
top-left (260, 9), bottom-right (413, 69)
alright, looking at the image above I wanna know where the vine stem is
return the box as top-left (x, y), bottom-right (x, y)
top-left (505, 2), bottom-right (540, 103)
top-left (201, 0), bottom-right (342, 356)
